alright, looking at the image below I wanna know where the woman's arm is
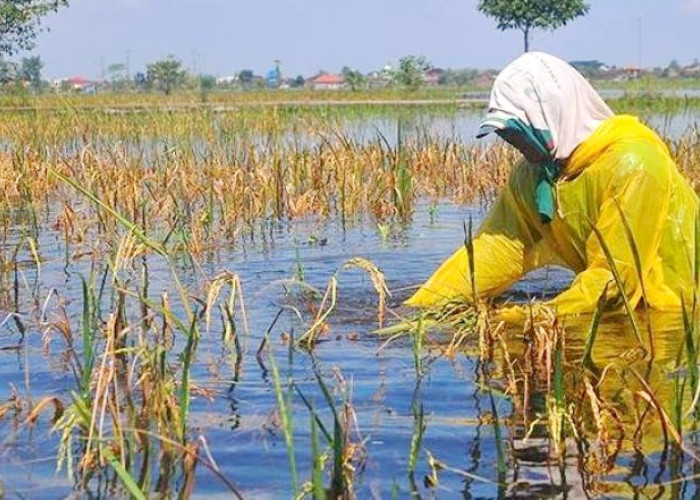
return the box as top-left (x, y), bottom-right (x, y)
top-left (406, 164), bottom-right (542, 307)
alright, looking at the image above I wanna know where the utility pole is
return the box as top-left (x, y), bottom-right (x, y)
top-left (126, 49), bottom-right (131, 80)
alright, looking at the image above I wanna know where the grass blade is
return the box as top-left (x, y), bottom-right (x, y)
top-left (588, 220), bottom-right (646, 355)
top-left (178, 313), bottom-right (197, 443)
top-left (487, 386), bottom-right (507, 479)
top-left (613, 198), bottom-right (654, 358)
top-left (80, 276), bottom-right (95, 397)
top-left (310, 405), bottom-right (327, 500)
top-left (267, 333), bottom-right (298, 497)
top-left (582, 283), bottom-right (608, 370)
top-left (103, 448), bottom-right (147, 500)
top-left (408, 383), bottom-right (425, 475)
top-left (313, 366), bottom-right (343, 496)
top-left (51, 167), bottom-right (166, 257)
top-left (464, 216), bottom-right (477, 302)
top-left (682, 299), bottom-right (699, 418)
top-left (294, 385), bottom-right (333, 444)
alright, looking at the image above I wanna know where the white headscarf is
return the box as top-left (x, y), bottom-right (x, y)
top-left (477, 52), bottom-right (613, 160)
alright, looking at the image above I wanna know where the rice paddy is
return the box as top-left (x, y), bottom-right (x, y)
top-left (1, 95), bottom-right (700, 497)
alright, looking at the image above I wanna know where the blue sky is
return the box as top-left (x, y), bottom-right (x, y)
top-left (32, 0), bottom-right (700, 79)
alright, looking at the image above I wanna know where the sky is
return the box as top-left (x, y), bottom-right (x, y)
top-left (29, 0), bottom-right (700, 80)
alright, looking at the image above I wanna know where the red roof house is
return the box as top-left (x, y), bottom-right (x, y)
top-left (66, 76), bottom-right (93, 90)
top-left (309, 73), bottom-right (344, 90)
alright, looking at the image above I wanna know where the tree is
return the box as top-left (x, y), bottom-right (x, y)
top-left (477, 0), bottom-right (589, 53)
top-left (146, 56), bottom-right (186, 95)
top-left (197, 74), bottom-right (216, 103)
top-left (21, 55), bottom-right (42, 90)
top-left (341, 66), bottom-right (365, 91)
top-left (199, 74), bottom-right (216, 91)
top-left (133, 71), bottom-right (147, 90)
top-left (0, 0), bottom-right (68, 55)
top-left (106, 62), bottom-right (128, 91)
top-left (107, 62), bottom-right (125, 81)
top-left (238, 69), bottom-right (254, 84)
top-left (0, 58), bottom-right (18, 84)
top-left (394, 55), bottom-right (430, 90)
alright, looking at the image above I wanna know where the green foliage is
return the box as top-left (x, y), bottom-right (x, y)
top-left (103, 448), bottom-right (147, 500)
top-left (581, 284), bottom-right (607, 371)
top-left (394, 55), bottom-right (430, 90)
top-left (199, 74), bottom-right (216, 91)
top-left (0, 58), bottom-right (17, 84)
top-left (21, 55), bottom-right (42, 91)
top-left (107, 62), bottom-right (126, 81)
top-left (408, 316), bottom-right (425, 476)
top-left (238, 69), bottom-right (254, 84)
top-left (477, 0), bottom-right (589, 52)
top-left (106, 63), bottom-right (132, 92)
top-left (146, 56), bottom-right (187, 95)
top-left (341, 66), bottom-right (366, 91)
top-left (588, 220), bottom-right (645, 355)
top-left (0, 0), bottom-right (68, 55)
top-left (487, 385), bottom-right (507, 479)
top-left (79, 276), bottom-right (96, 397)
top-left (266, 333), bottom-right (298, 497)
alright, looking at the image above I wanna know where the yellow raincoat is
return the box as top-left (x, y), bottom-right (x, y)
top-left (407, 114), bottom-right (698, 315)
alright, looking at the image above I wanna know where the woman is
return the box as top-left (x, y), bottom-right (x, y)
top-left (407, 52), bottom-right (698, 316)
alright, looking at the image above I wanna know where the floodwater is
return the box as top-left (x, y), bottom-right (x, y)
top-left (1, 108), bottom-right (700, 498)
top-left (0, 201), bottom-right (695, 498)
top-left (4, 202), bottom-right (511, 498)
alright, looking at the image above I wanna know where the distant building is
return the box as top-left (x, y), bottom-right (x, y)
top-left (366, 70), bottom-right (392, 88)
top-left (623, 65), bottom-right (641, 79)
top-left (472, 72), bottom-right (497, 89)
top-left (681, 63), bottom-right (700, 77)
top-left (65, 76), bottom-right (94, 92)
top-left (266, 69), bottom-right (279, 89)
top-left (308, 73), bottom-right (344, 90)
top-left (216, 75), bottom-right (239, 85)
top-left (424, 68), bottom-right (444, 86)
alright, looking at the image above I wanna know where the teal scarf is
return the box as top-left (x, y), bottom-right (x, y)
top-left (503, 118), bottom-right (560, 223)
top-left (535, 160), bottom-right (560, 223)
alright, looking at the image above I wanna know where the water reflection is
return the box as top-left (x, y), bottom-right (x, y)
top-left (474, 310), bottom-right (700, 498)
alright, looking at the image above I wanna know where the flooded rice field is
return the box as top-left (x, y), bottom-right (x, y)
top-left (1, 106), bottom-right (700, 498)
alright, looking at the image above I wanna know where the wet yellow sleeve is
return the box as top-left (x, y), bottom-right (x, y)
top-left (549, 160), bottom-right (670, 315)
top-left (406, 167), bottom-right (541, 307)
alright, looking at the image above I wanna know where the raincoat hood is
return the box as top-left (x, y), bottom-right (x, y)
top-left (478, 52), bottom-right (614, 222)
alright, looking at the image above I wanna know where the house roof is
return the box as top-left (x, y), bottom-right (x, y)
top-left (311, 73), bottom-right (344, 85)
top-left (67, 76), bottom-right (92, 85)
